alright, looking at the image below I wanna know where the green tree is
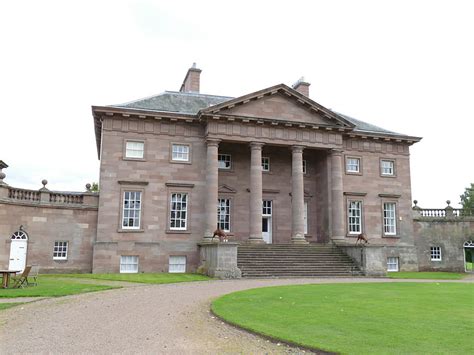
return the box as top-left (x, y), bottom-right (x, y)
top-left (460, 183), bottom-right (474, 213)
top-left (91, 182), bottom-right (99, 192)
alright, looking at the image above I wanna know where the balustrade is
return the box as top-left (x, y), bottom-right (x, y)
top-left (8, 188), bottom-right (40, 201)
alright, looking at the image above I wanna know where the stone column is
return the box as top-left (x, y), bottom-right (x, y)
top-left (204, 139), bottom-right (220, 240)
top-left (291, 145), bottom-right (308, 244)
top-left (249, 142), bottom-right (264, 243)
top-left (330, 149), bottom-right (345, 240)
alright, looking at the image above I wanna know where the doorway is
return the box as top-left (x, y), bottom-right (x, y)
top-left (464, 240), bottom-right (474, 273)
top-left (9, 230), bottom-right (28, 272)
top-left (262, 200), bottom-right (272, 243)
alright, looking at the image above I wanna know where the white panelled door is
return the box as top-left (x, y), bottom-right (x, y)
top-left (9, 231), bottom-right (28, 272)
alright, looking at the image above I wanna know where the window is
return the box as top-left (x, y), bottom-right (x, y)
top-left (381, 160), bottom-right (395, 176)
top-left (120, 255), bottom-right (138, 273)
top-left (348, 201), bottom-right (362, 234)
top-left (263, 200), bottom-right (272, 216)
top-left (122, 191), bottom-right (142, 229)
top-left (217, 198), bottom-right (231, 232)
top-left (431, 247), bottom-right (442, 261)
top-left (53, 241), bottom-right (68, 260)
top-left (169, 256), bottom-right (186, 273)
top-left (218, 154), bottom-right (232, 170)
top-left (383, 202), bottom-right (397, 235)
top-left (262, 157), bottom-right (270, 172)
top-left (302, 160), bottom-right (307, 174)
top-left (304, 201), bottom-right (308, 235)
top-left (171, 144), bottom-right (190, 162)
top-left (346, 157), bottom-right (360, 173)
top-left (125, 141), bottom-right (144, 159)
top-left (170, 193), bottom-right (188, 230)
top-left (387, 257), bottom-right (399, 272)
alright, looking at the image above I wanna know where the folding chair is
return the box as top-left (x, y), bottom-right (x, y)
top-left (28, 264), bottom-right (39, 286)
top-left (11, 266), bottom-right (32, 288)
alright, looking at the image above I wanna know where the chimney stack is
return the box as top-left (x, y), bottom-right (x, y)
top-left (179, 62), bottom-right (202, 93)
top-left (292, 77), bottom-right (310, 97)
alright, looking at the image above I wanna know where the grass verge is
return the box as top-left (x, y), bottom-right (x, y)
top-left (42, 273), bottom-right (211, 284)
top-left (212, 283), bottom-right (474, 354)
top-left (387, 271), bottom-right (467, 279)
top-left (0, 303), bottom-right (23, 311)
top-left (0, 277), bottom-right (118, 298)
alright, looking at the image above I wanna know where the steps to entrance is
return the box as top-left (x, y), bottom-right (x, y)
top-left (237, 244), bottom-right (364, 278)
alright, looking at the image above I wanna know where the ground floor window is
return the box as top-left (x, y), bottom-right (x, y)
top-left (53, 241), bottom-right (68, 260)
top-left (304, 201), bottom-right (308, 235)
top-left (383, 202), bottom-right (397, 235)
top-left (430, 246), bottom-right (442, 261)
top-left (120, 255), bottom-right (138, 273)
top-left (387, 257), bottom-right (399, 272)
top-left (170, 193), bottom-right (188, 230)
top-left (169, 256), bottom-right (186, 273)
top-left (217, 198), bottom-right (231, 232)
top-left (348, 200), bottom-right (362, 234)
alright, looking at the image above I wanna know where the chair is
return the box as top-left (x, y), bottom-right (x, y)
top-left (28, 265), bottom-right (39, 286)
top-left (11, 266), bottom-right (32, 288)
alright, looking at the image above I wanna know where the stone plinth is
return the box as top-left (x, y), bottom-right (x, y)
top-left (197, 242), bottom-right (241, 279)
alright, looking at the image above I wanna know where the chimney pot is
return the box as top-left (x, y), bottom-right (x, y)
top-left (292, 77), bottom-right (311, 97)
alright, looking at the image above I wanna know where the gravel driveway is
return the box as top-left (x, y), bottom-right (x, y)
top-left (1, 277), bottom-right (472, 354)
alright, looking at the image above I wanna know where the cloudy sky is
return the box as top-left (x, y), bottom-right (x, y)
top-left (1, 0), bottom-right (472, 207)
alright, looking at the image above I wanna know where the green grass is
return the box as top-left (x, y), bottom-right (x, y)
top-left (387, 271), bottom-right (467, 280)
top-left (466, 262), bottom-right (473, 271)
top-left (212, 283), bottom-right (474, 354)
top-left (0, 303), bottom-right (23, 311)
top-left (42, 272), bottom-right (211, 284)
top-left (0, 277), bottom-right (118, 298)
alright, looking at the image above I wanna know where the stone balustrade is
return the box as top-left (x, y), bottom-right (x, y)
top-left (412, 200), bottom-right (473, 219)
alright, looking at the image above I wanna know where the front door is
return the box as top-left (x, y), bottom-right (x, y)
top-left (9, 231), bottom-right (28, 272)
top-left (262, 200), bottom-right (272, 244)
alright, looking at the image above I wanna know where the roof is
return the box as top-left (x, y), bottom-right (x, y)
top-left (111, 91), bottom-right (232, 114)
top-left (109, 90), bottom-right (411, 137)
top-left (0, 160), bottom-right (8, 169)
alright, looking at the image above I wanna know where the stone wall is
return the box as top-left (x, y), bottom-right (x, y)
top-left (413, 206), bottom-right (474, 272)
top-left (0, 181), bottom-right (98, 273)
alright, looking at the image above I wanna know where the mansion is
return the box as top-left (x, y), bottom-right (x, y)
top-left (2, 65), bottom-right (471, 276)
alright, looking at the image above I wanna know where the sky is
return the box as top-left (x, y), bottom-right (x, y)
top-left (0, 0), bottom-right (472, 208)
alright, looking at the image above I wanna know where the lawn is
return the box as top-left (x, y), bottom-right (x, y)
top-left (387, 271), bottom-right (467, 280)
top-left (43, 272), bottom-right (211, 284)
top-left (0, 277), bottom-right (118, 298)
top-left (212, 283), bottom-right (474, 354)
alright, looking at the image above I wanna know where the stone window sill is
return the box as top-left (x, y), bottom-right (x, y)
top-left (117, 228), bottom-right (145, 233)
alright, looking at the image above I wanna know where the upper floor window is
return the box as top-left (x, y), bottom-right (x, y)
top-left (348, 200), bottom-right (362, 235)
top-left (53, 241), bottom-right (68, 260)
top-left (170, 193), bottom-right (188, 230)
top-left (346, 157), bottom-right (361, 174)
top-left (430, 246), bottom-right (442, 261)
top-left (122, 191), bottom-right (142, 229)
top-left (262, 157), bottom-right (270, 172)
top-left (125, 141), bottom-right (144, 159)
top-left (172, 144), bottom-right (190, 162)
top-left (383, 202), bottom-right (397, 235)
top-left (381, 159), bottom-right (395, 176)
top-left (218, 154), bottom-right (232, 170)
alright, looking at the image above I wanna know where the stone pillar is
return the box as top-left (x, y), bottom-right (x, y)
top-left (204, 139), bottom-right (220, 240)
top-left (291, 146), bottom-right (308, 244)
top-left (330, 150), bottom-right (345, 240)
top-left (249, 142), bottom-right (264, 243)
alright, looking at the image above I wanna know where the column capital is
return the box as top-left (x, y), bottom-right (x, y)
top-left (330, 148), bottom-right (344, 156)
top-left (291, 145), bottom-right (305, 153)
top-left (249, 141), bottom-right (265, 150)
top-left (206, 138), bottom-right (221, 147)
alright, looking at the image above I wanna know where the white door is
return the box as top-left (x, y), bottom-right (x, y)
top-left (9, 231), bottom-right (28, 272)
top-left (262, 200), bottom-right (272, 244)
top-left (262, 217), bottom-right (272, 243)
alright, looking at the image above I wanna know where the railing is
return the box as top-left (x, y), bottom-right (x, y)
top-left (49, 192), bottom-right (84, 204)
top-left (413, 200), bottom-right (473, 219)
top-left (8, 187), bottom-right (40, 202)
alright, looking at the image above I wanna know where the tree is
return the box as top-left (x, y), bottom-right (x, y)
top-left (460, 183), bottom-right (474, 212)
top-left (91, 182), bottom-right (99, 192)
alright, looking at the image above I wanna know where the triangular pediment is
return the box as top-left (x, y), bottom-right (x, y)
top-left (218, 184), bottom-right (237, 194)
top-left (200, 84), bottom-right (354, 129)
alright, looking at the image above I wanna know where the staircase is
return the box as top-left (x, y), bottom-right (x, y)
top-left (237, 243), bottom-right (364, 278)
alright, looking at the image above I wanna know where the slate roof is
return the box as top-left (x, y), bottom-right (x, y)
top-left (109, 91), bottom-right (409, 138)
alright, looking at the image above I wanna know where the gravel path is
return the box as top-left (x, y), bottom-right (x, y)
top-left (1, 277), bottom-right (472, 354)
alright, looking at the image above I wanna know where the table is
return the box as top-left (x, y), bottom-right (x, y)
top-left (0, 270), bottom-right (20, 288)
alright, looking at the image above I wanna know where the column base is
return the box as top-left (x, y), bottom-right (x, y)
top-left (248, 238), bottom-right (266, 244)
top-left (291, 238), bottom-right (309, 244)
